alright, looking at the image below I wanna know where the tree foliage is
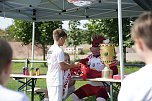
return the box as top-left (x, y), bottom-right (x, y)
top-left (66, 20), bottom-right (84, 58)
top-left (0, 29), bottom-right (9, 40)
top-left (0, 29), bottom-right (6, 36)
top-left (66, 20), bottom-right (83, 47)
top-left (7, 20), bottom-right (62, 61)
top-left (84, 18), bottom-right (136, 47)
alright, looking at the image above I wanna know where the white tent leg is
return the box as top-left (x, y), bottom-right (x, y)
top-left (31, 22), bottom-right (35, 68)
top-left (117, 0), bottom-right (124, 82)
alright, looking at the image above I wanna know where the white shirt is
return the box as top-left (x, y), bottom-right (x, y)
top-left (0, 85), bottom-right (28, 101)
top-left (47, 44), bottom-right (64, 86)
top-left (118, 64), bottom-right (152, 101)
top-left (88, 56), bottom-right (104, 71)
top-left (88, 56), bottom-right (105, 86)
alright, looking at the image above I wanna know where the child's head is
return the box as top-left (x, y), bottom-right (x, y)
top-left (0, 39), bottom-right (13, 85)
top-left (64, 53), bottom-right (70, 63)
top-left (131, 12), bottom-right (152, 58)
top-left (53, 28), bottom-right (67, 46)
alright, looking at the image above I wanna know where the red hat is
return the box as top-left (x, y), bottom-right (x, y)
top-left (91, 35), bottom-right (106, 47)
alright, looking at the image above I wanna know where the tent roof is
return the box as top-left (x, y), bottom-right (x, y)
top-left (0, 0), bottom-right (144, 22)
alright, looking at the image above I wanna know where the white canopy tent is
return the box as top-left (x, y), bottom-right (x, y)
top-left (0, 0), bottom-right (146, 82)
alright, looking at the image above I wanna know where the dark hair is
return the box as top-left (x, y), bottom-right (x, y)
top-left (131, 12), bottom-right (152, 50)
top-left (0, 39), bottom-right (12, 73)
top-left (53, 28), bottom-right (67, 41)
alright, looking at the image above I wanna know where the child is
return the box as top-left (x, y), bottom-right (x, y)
top-left (63, 52), bottom-right (75, 101)
top-left (118, 12), bottom-right (152, 101)
top-left (0, 39), bottom-right (28, 101)
top-left (46, 29), bottom-right (79, 101)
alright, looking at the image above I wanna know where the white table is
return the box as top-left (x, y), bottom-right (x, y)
top-left (10, 74), bottom-right (46, 101)
top-left (10, 74), bottom-right (121, 101)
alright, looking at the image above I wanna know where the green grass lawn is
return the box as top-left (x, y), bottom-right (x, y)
top-left (6, 62), bottom-right (141, 101)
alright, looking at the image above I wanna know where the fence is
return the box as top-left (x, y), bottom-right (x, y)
top-left (12, 59), bottom-right (144, 68)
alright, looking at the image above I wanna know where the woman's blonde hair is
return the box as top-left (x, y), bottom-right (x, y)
top-left (131, 12), bottom-right (152, 50)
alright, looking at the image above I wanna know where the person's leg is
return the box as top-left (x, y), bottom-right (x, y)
top-left (96, 97), bottom-right (106, 101)
top-left (71, 93), bottom-right (85, 101)
top-left (96, 86), bottom-right (109, 101)
top-left (44, 90), bottom-right (49, 101)
top-left (47, 85), bottom-right (63, 101)
top-left (63, 85), bottom-right (75, 101)
top-left (71, 84), bottom-right (100, 101)
top-left (44, 98), bottom-right (49, 101)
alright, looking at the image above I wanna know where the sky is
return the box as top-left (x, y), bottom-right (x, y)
top-left (0, 17), bottom-right (13, 30)
top-left (0, 17), bottom-right (88, 30)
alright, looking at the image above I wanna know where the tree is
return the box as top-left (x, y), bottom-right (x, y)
top-left (0, 29), bottom-right (6, 39)
top-left (66, 20), bottom-right (83, 59)
top-left (7, 20), bottom-right (62, 63)
top-left (0, 29), bottom-right (5, 35)
top-left (0, 29), bottom-right (11, 40)
top-left (84, 18), bottom-right (136, 62)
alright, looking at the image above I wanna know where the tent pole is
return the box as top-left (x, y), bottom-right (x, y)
top-left (31, 22), bottom-right (35, 68)
top-left (117, 0), bottom-right (124, 82)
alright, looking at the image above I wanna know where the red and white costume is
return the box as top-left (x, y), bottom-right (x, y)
top-left (71, 36), bottom-right (118, 101)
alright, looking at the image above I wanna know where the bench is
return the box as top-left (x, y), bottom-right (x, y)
top-left (27, 87), bottom-right (47, 101)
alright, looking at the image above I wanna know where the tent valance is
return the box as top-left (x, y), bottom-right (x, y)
top-left (0, 0), bottom-right (144, 22)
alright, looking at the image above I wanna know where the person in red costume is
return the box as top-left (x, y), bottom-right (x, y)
top-left (71, 35), bottom-right (118, 101)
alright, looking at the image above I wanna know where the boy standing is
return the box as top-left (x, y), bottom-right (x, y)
top-left (46, 29), bottom-right (79, 101)
top-left (0, 39), bottom-right (28, 101)
top-left (118, 12), bottom-right (152, 101)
